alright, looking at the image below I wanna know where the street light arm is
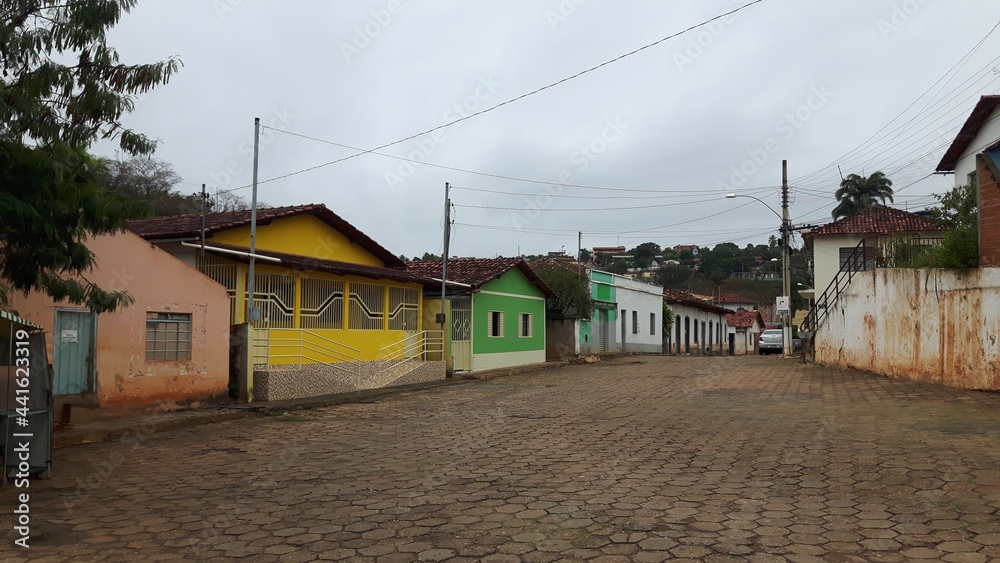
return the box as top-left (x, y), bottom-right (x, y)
top-left (724, 193), bottom-right (783, 221)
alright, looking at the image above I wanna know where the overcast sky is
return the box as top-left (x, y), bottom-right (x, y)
top-left (95, 0), bottom-right (1000, 259)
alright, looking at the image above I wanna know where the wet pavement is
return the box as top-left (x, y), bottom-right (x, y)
top-left (6, 355), bottom-right (1000, 562)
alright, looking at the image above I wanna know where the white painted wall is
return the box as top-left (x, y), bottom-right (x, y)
top-left (614, 276), bottom-right (664, 353)
top-left (667, 304), bottom-right (728, 354)
top-left (812, 234), bottom-right (867, 298)
top-left (956, 108), bottom-right (1000, 185)
top-left (815, 268), bottom-right (1000, 389)
top-left (473, 349), bottom-right (546, 371)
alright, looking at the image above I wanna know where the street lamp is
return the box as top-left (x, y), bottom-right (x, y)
top-left (725, 189), bottom-right (793, 357)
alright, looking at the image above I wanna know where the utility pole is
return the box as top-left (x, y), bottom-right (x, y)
top-left (781, 160), bottom-right (792, 357)
top-left (577, 231), bottom-right (582, 277)
top-left (247, 117), bottom-right (260, 324)
top-left (440, 182), bottom-right (451, 328)
top-left (199, 183), bottom-right (207, 263)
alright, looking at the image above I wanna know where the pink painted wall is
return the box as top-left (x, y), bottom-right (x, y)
top-left (9, 232), bottom-right (230, 407)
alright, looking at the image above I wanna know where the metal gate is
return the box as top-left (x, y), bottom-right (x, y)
top-left (451, 298), bottom-right (472, 371)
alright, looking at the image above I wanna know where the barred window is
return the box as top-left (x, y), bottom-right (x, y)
top-left (145, 312), bottom-right (191, 361)
top-left (349, 282), bottom-right (385, 330)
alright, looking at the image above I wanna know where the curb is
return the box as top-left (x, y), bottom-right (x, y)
top-left (52, 410), bottom-right (254, 450)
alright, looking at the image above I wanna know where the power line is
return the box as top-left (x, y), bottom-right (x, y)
top-left (454, 195), bottom-right (758, 212)
top-left (216, 0), bottom-right (767, 194)
top-left (792, 22), bottom-right (1000, 187)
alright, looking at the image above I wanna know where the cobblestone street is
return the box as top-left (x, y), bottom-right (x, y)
top-left (8, 355), bottom-right (1000, 562)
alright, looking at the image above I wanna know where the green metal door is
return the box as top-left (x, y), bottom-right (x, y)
top-left (53, 310), bottom-right (96, 395)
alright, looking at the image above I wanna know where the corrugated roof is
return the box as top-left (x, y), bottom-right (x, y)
top-left (0, 309), bottom-right (41, 330)
top-left (409, 257), bottom-right (556, 298)
top-left (803, 205), bottom-right (944, 239)
top-left (128, 203), bottom-right (406, 269)
top-left (936, 95), bottom-right (1000, 173)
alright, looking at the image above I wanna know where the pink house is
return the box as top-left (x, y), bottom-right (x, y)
top-left (7, 232), bottom-right (230, 409)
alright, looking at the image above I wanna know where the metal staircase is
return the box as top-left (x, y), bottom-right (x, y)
top-left (801, 234), bottom-right (943, 334)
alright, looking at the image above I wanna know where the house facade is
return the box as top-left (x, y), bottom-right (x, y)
top-left (663, 289), bottom-right (730, 355)
top-left (7, 232), bottom-right (231, 408)
top-left (935, 94), bottom-right (1000, 267)
top-left (611, 274), bottom-right (664, 354)
top-left (410, 258), bottom-right (553, 373)
top-left (726, 310), bottom-right (766, 356)
top-left (800, 205), bottom-right (945, 303)
top-left (128, 204), bottom-right (445, 401)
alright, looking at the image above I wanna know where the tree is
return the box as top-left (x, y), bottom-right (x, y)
top-left (654, 264), bottom-right (690, 286)
top-left (662, 303), bottom-right (674, 339)
top-left (420, 252), bottom-right (442, 262)
top-left (534, 267), bottom-right (594, 320)
top-left (927, 183), bottom-right (979, 269)
top-left (629, 242), bottom-right (661, 268)
top-left (0, 145), bottom-right (137, 312)
top-left (1, 1), bottom-right (180, 312)
top-left (832, 171), bottom-right (894, 219)
top-left (578, 248), bottom-right (591, 264)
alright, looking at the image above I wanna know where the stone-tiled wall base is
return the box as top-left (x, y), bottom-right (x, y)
top-left (254, 360), bottom-right (446, 402)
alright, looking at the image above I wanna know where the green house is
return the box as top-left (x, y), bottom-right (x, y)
top-left (409, 258), bottom-right (555, 372)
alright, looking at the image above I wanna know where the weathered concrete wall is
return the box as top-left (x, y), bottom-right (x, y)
top-left (815, 268), bottom-right (1000, 389)
top-left (255, 360), bottom-right (445, 402)
top-left (10, 232), bottom-right (230, 407)
top-left (545, 319), bottom-right (578, 360)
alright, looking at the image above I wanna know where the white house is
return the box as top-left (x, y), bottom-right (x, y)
top-left (726, 310), bottom-right (766, 356)
top-left (613, 275), bottom-right (665, 354)
top-left (663, 289), bottom-right (730, 355)
top-left (936, 95), bottom-right (1000, 188)
top-left (800, 205), bottom-right (944, 304)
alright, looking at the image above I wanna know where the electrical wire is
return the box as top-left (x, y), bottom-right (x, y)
top-left (215, 0), bottom-right (767, 194)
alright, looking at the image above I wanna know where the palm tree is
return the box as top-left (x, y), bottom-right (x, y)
top-left (832, 171), bottom-right (894, 219)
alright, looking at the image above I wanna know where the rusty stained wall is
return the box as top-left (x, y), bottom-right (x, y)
top-left (10, 232), bottom-right (231, 407)
top-left (815, 267), bottom-right (1000, 389)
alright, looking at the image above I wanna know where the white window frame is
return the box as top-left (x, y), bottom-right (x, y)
top-left (488, 310), bottom-right (505, 338)
top-left (519, 312), bottom-right (533, 338)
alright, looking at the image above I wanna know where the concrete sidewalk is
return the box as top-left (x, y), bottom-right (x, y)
top-left (50, 358), bottom-right (592, 449)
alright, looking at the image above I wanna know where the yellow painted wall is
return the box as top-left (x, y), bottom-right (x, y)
top-left (211, 214), bottom-right (385, 267)
top-left (226, 260), bottom-right (426, 363)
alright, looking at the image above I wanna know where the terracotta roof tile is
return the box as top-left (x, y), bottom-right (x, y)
top-left (803, 205), bottom-right (944, 238)
top-left (726, 310), bottom-right (765, 329)
top-left (128, 203), bottom-right (406, 268)
top-left (408, 258), bottom-right (556, 298)
top-left (663, 289), bottom-right (730, 315)
top-left (712, 292), bottom-right (756, 305)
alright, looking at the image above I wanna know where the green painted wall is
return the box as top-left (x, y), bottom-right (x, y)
top-left (592, 272), bottom-right (615, 302)
top-left (473, 269), bottom-right (546, 354)
top-left (584, 272), bottom-right (617, 348)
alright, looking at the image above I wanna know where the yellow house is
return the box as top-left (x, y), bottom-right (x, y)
top-left (128, 204), bottom-right (444, 400)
